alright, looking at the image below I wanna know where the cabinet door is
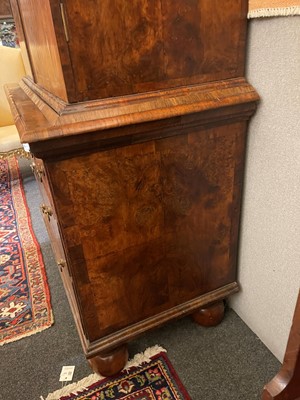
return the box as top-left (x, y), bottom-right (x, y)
top-left (61, 0), bottom-right (247, 101)
top-left (12, 0), bottom-right (248, 103)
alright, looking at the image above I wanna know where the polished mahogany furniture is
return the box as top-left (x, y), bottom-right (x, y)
top-left (262, 290), bottom-right (300, 400)
top-left (0, 0), bottom-right (12, 18)
top-left (7, 0), bottom-right (259, 376)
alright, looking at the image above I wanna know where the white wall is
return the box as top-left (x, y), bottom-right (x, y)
top-left (231, 16), bottom-right (300, 362)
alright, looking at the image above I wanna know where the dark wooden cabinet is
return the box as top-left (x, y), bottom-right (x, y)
top-left (0, 0), bottom-right (12, 18)
top-left (7, 0), bottom-right (259, 376)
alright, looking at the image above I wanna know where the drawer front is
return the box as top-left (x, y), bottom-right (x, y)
top-left (32, 156), bottom-right (88, 342)
top-left (40, 204), bottom-right (65, 269)
top-left (31, 156), bottom-right (55, 214)
top-left (41, 204), bottom-right (87, 341)
top-left (31, 155), bottom-right (74, 302)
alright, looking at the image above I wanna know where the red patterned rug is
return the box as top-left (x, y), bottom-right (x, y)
top-left (46, 347), bottom-right (191, 400)
top-left (0, 155), bottom-right (53, 345)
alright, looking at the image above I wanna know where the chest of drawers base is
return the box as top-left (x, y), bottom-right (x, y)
top-left (6, 75), bottom-right (258, 375)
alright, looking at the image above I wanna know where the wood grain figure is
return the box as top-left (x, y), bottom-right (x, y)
top-left (0, 0), bottom-right (12, 17)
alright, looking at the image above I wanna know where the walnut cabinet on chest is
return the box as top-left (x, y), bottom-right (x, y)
top-left (7, 0), bottom-right (259, 375)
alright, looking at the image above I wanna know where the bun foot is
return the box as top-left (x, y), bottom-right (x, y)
top-left (88, 344), bottom-right (129, 376)
top-left (192, 300), bottom-right (225, 327)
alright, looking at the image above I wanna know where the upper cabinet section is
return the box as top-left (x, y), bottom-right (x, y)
top-left (0, 0), bottom-right (12, 17)
top-left (14, 0), bottom-right (68, 101)
top-left (13, 0), bottom-right (248, 103)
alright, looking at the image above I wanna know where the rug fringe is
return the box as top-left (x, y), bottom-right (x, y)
top-left (125, 345), bottom-right (167, 371)
top-left (0, 148), bottom-right (29, 159)
top-left (45, 345), bottom-right (167, 400)
top-left (248, 6), bottom-right (300, 18)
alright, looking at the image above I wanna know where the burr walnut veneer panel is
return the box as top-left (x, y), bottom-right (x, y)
top-left (46, 123), bottom-right (245, 341)
top-left (62, 0), bottom-right (247, 100)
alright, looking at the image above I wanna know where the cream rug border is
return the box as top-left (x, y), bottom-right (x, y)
top-left (248, 6), bottom-right (300, 18)
top-left (0, 148), bottom-right (28, 160)
top-left (45, 345), bottom-right (167, 400)
top-left (248, 0), bottom-right (300, 18)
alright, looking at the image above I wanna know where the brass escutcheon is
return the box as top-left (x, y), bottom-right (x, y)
top-left (30, 162), bottom-right (45, 182)
top-left (40, 204), bottom-right (53, 221)
top-left (57, 259), bottom-right (66, 273)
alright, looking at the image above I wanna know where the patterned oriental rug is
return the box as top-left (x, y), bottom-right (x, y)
top-left (46, 347), bottom-right (191, 400)
top-left (0, 155), bottom-right (53, 345)
top-left (248, 0), bottom-right (300, 18)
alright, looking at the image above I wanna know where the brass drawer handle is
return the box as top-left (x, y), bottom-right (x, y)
top-left (41, 204), bottom-right (53, 221)
top-left (57, 259), bottom-right (66, 273)
top-left (31, 162), bottom-right (45, 182)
